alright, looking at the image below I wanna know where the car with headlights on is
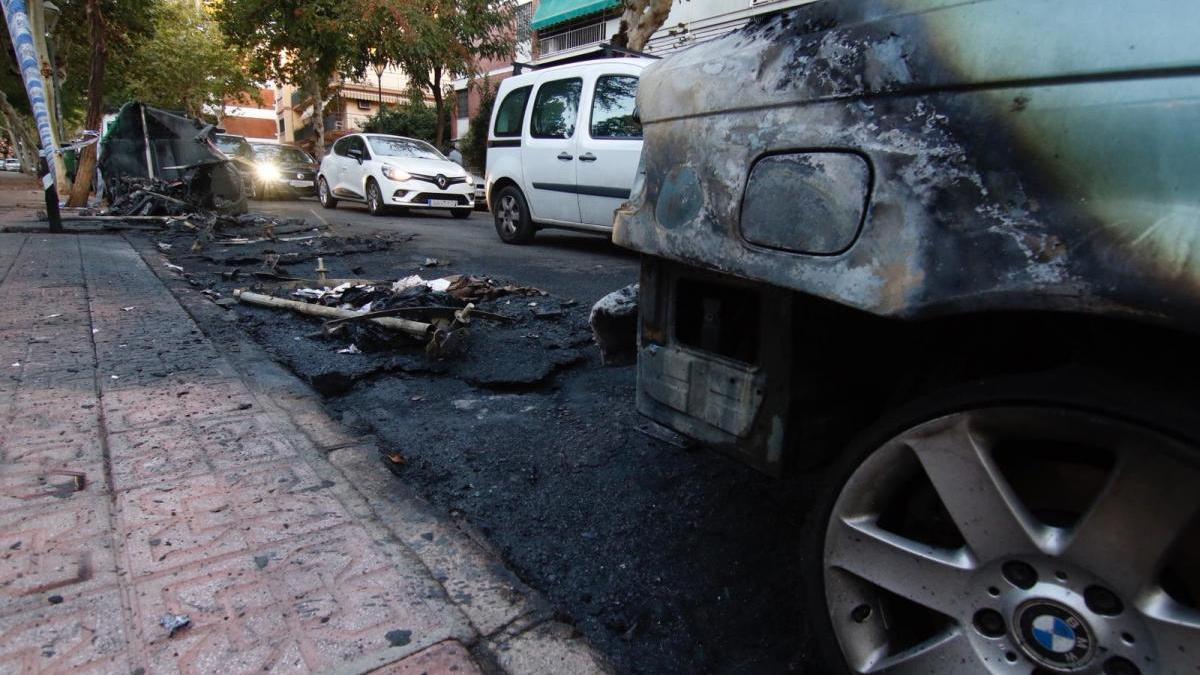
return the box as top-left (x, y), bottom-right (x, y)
top-left (249, 142), bottom-right (317, 199)
top-left (317, 133), bottom-right (473, 218)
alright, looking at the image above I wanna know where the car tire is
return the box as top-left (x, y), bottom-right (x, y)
top-left (451, 208), bottom-right (472, 220)
top-left (318, 177), bottom-right (338, 209)
top-left (493, 185), bottom-right (535, 244)
top-left (366, 179), bottom-right (386, 216)
top-left (802, 370), bottom-right (1200, 674)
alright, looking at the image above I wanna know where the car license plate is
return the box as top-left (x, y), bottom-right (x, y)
top-left (288, 179), bottom-right (310, 188)
top-left (428, 199), bottom-right (458, 208)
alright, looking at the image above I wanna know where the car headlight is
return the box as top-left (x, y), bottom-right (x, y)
top-left (382, 165), bottom-right (411, 182)
top-left (256, 163), bottom-right (281, 181)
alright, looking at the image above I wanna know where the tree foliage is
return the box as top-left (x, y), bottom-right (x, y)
top-left (214, 0), bottom-right (364, 154)
top-left (114, 1), bottom-right (260, 119)
top-left (461, 76), bottom-right (495, 172)
top-left (360, 89), bottom-right (449, 144)
top-left (357, 0), bottom-right (516, 148)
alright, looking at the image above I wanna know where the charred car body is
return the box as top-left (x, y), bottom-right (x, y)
top-left (614, 1), bottom-right (1200, 673)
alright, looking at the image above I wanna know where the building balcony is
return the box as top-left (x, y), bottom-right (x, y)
top-left (291, 89), bottom-right (312, 109)
top-left (537, 20), bottom-right (607, 57)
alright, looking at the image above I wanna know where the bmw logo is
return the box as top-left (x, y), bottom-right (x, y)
top-left (1016, 602), bottom-right (1093, 669)
top-left (435, 174), bottom-right (448, 189)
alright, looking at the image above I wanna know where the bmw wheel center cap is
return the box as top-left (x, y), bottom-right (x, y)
top-left (1016, 602), bottom-right (1094, 670)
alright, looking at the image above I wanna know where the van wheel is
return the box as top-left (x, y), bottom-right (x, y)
top-left (366, 179), bottom-right (386, 216)
top-left (318, 178), bottom-right (337, 209)
top-left (805, 372), bottom-right (1200, 674)
top-left (493, 185), bottom-right (535, 244)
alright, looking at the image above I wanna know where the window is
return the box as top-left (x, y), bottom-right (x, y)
top-left (531, 78), bottom-right (582, 139)
top-left (349, 136), bottom-right (369, 158)
top-left (493, 85), bottom-right (531, 137)
top-left (456, 89), bottom-right (469, 120)
top-left (356, 99), bottom-right (372, 111)
top-left (277, 118), bottom-right (285, 134)
top-left (332, 137), bottom-right (351, 157)
top-left (590, 75), bottom-right (641, 139)
top-left (515, 3), bottom-right (532, 43)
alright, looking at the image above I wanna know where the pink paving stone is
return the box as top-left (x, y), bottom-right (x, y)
top-left (0, 430), bottom-right (104, 474)
top-left (369, 641), bottom-right (482, 675)
top-left (192, 413), bottom-right (300, 472)
top-left (0, 589), bottom-right (131, 674)
top-left (106, 424), bottom-right (216, 493)
top-left (0, 465), bottom-right (100, 515)
top-left (0, 496), bottom-right (119, 606)
top-left (102, 379), bottom-right (258, 432)
top-left (117, 463), bottom-right (349, 578)
top-left (131, 526), bottom-right (464, 674)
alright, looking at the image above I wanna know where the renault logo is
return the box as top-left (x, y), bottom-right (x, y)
top-left (435, 174), bottom-right (448, 189)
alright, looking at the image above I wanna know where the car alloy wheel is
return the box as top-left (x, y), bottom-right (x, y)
top-left (822, 406), bottom-right (1200, 674)
top-left (367, 181), bottom-right (383, 215)
top-left (318, 178), bottom-right (336, 209)
top-left (497, 194), bottom-right (520, 236)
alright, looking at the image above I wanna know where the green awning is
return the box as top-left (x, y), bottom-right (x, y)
top-left (531, 0), bottom-right (620, 31)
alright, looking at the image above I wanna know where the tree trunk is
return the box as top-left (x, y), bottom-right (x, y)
top-left (431, 67), bottom-right (445, 149)
top-left (613, 0), bottom-right (673, 52)
top-left (67, 0), bottom-right (106, 207)
top-left (310, 77), bottom-right (326, 158)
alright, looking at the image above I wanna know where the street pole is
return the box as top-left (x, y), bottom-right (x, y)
top-left (2, 0), bottom-right (62, 232)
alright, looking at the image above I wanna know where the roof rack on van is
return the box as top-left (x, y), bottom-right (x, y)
top-left (511, 42), bottom-right (660, 75)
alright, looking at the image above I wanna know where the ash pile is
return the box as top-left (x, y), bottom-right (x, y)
top-left (219, 270), bottom-right (594, 395)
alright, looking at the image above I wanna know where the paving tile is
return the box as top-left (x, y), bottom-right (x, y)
top-left (0, 464), bottom-right (102, 515)
top-left (107, 425), bottom-right (215, 493)
top-left (0, 496), bottom-right (119, 610)
top-left (102, 378), bottom-right (257, 432)
top-left (0, 589), bottom-right (131, 674)
top-left (117, 463), bottom-right (349, 578)
top-left (130, 526), bottom-right (466, 674)
top-left (369, 640), bottom-right (482, 675)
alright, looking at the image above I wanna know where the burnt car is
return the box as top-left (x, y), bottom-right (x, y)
top-left (613, 1), bottom-right (1200, 674)
top-left (212, 133), bottom-right (257, 198)
top-left (248, 142), bottom-right (318, 199)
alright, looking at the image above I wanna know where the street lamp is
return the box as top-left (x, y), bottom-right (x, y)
top-left (369, 48), bottom-right (387, 107)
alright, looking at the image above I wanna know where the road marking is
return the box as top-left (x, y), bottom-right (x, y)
top-left (308, 208), bottom-right (329, 226)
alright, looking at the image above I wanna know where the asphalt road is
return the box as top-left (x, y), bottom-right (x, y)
top-left (249, 197), bottom-right (641, 301)
top-left (204, 197), bottom-right (818, 674)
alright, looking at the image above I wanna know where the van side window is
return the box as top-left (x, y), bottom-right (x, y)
top-left (531, 78), bottom-right (582, 139)
top-left (494, 86), bottom-right (532, 137)
top-left (590, 75), bottom-right (641, 139)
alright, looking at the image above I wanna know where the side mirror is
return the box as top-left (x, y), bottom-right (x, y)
top-left (348, 148), bottom-right (363, 162)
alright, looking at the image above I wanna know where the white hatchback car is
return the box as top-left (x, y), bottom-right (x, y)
top-left (317, 133), bottom-right (474, 218)
top-left (486, 57), bottom-right (652, 243)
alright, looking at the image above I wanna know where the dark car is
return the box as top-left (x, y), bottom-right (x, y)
top-left (613, 1), bottom-right (1200, 673)
top-left (249, 142), bottom-right (318, 199)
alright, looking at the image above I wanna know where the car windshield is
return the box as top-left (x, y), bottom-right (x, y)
top-left (214, 135), bottom-right (252, 159)
top-left (367, 136), bottom-right (444, 160)
top-left (252, 144), bottom-right (313, 165)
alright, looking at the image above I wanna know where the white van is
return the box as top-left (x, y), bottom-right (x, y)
top-left (486, 57), bottom-right (652, 244)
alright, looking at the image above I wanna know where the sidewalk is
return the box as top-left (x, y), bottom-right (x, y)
top-left (0, 232), bottom-right (609, 674)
